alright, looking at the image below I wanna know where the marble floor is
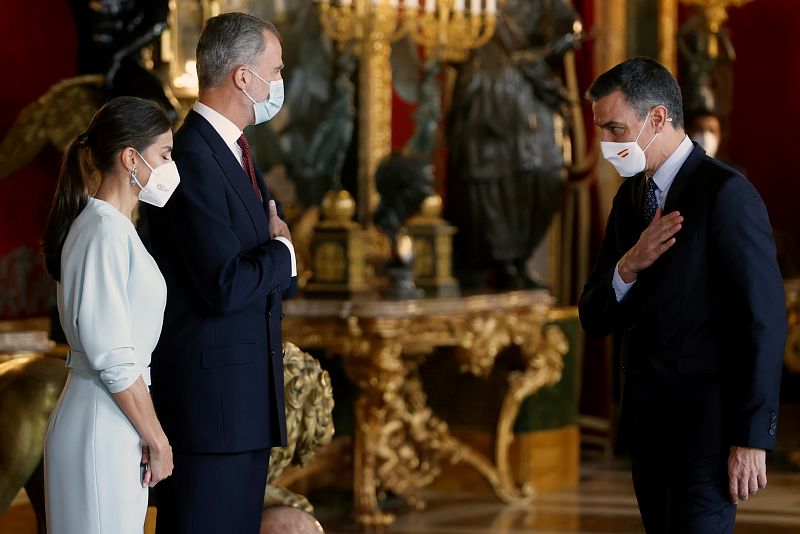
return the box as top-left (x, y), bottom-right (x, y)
top-left (317, 463), bottom-right (800, 534)
top-left (3, 462), bottom-right (799, 533)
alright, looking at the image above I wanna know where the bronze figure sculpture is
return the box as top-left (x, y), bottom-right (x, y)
top-left (446, 0), bottom-right (582, 290)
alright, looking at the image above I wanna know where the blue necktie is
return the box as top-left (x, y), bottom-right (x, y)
top-left (644, 178), bottom-right (659, 224)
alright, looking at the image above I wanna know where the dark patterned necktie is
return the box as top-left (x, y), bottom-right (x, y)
top-left (236, 134), bottom-right (263, 202)
top-left (644, 178), bottom-right (659, 224)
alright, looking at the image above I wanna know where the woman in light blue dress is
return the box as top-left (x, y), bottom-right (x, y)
top-left (42, 97), bottom-right (179, 534)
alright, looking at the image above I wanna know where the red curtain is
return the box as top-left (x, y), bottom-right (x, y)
top-left (0, 1), bottom-right (77, 319)
top-left (727, 0), bottom-right (800, 276)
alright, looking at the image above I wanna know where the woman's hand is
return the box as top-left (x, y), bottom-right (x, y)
top-left (141, 438), bottom-right (173, 487)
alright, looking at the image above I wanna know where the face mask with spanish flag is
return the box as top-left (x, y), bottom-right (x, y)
top-left (601, 110), bottom-right (665, 177)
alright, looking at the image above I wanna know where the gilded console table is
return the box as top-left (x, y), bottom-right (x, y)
top-left (283, 289), bottom-right (568, 527)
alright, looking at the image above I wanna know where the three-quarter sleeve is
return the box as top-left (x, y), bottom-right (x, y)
top-left (76, 226), bottom-right (141, 393)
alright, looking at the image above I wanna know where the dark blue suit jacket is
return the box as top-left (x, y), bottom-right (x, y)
top-left (579, 144), bottom-right (786, 459)
top-left (144, 110), bottom-right (296, 453)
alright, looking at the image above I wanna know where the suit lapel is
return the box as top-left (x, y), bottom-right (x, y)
top-left (663, 144), bottom-right (705, 214)
top-left (184, 111), bottom-right (269, 243)
top-left (254, 164), bottom-right (272, 215)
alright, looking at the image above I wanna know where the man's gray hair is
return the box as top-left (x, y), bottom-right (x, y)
top-left (587, 57), bottom-right (684, 129)
top-left (196, 12), bottom-right (280, 90)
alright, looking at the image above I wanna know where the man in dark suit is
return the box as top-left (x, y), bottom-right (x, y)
top-left (143, 12), bottom-right (296, 534)
top-left (579, 58), bottom-right (786, 533)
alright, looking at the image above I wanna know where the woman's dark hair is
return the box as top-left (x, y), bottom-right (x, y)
top-left (42, 96), bottom-right (171, 281)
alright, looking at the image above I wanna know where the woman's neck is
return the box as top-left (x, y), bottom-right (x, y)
top-left (94, 173), bottom-right (139, 220)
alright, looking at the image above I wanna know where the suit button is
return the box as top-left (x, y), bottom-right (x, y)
top-left (270, 349), bottom-right (276, 357)
top-left (280, 313), bottom-right (285, 320)
top-left (770, 423), bottom-right (777, 430)
top-left (769, 429), bottom-right (776, 436)
top-left (267, 311), bottom-right (271, 318)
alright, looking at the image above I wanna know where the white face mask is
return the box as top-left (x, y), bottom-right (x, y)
top-left (691, 131), bottom-right (719, 158)
top-left (133, 151), bottom-right (181, 208)
top-left (242, 67), bottom-right (284, 125)
top-left (601, 111), bottom-right (669, 177)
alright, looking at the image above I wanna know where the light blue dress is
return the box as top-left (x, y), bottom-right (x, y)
top-left (44, 197), bottom-right (166, 534)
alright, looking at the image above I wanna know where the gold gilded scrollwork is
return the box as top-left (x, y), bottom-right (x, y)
top-left (495, 325), bottom-right (568, 499)
top-left (265, 343), bottom-right (336, 512)
top-left (282, 290), bottom-right (565, 527)
top-left (456, 306), bottom-right (550, 377)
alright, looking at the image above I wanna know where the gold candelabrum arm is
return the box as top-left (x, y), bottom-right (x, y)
top-left (411, 11), bottom-right (496, 61)
top-left (318, 2), bottom-right (363, 44)
top-left (318, 0), bottom-right (497, 78)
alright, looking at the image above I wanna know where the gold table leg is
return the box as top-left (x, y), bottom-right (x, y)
top-left (341, 318), bottom-right (569, 527)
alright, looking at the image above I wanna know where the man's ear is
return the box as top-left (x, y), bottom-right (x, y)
top-left (652, 105), bottom-right (670, 132)
top-left (232, 66), bottom-right (249, 90)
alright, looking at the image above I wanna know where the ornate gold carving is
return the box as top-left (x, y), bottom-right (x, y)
top-left (495, 324), bottom-right (568, 498)
top-left (313, 242), bottom-right (347, 282)
top-left (307, 189), bottom-right (371, 295)
top-left (0, 75), bottom-right (104, 181)
top-left (265, 343), bottom-right (335, 512)
top-left (412, 238), bottom-right (435, 278)
top-left (282, 290), bottom-right (564, 527)
top-left (358, 6), bottom-right (395, 223)
top-left (407, 194), bottom-right (459, 296)
top-left (412, 10), bottom-right (496, 62)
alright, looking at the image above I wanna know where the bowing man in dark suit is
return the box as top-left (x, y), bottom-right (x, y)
top-left (579, 58), bottom-right (786, 534)
top-left (142, 12), bottom-right (297, 534)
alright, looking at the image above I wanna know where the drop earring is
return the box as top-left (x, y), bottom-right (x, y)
top-left (130, 166), bottom-right (138, 186)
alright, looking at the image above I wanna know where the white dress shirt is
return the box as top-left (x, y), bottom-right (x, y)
top-left (192, 101), bottom-right (296, 277)
top-left (612, 135), bottom-right (694, 301)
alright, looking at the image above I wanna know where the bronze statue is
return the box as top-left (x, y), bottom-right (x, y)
top-left (69, 0), bottom-right (177, 121)
top-left (255, 2), bottom-right (358, 208)
top-left (407, 60), bottom-right (442, 161)
top-left (373, 152), bottom-right (435, 298)
top-left (0, 0), bottom-right (176, 182)
top-left (677, 11), bottom-right (735, 120)
top-left (300, 52), bottom-right (357, 195)
top-left (446, 0), bottom-right (582, 290)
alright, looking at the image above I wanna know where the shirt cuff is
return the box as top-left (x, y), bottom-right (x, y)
top-left (613, 261), bottom-right (635, 302)
top-left (273, 236), bottom-right (297, 277)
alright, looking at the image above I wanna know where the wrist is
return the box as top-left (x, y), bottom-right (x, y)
top-left (619, 257), bottom-right (638, 284)
top-left (148, 435), bottom-right (170, 454)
